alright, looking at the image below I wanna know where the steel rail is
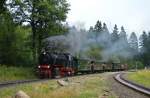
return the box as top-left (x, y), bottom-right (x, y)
top-left (114, 73), bottom-right (150, 96)
top-left (0, 79), bottom-right (49, 88)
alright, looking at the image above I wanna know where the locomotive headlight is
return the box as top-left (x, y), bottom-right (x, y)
top-left (38, 66), bottom-right (41, 68)
top-left (47, 66), bottom-right (50, 68)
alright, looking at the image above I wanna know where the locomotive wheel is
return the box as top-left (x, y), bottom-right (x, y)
top-left (53, 68), bottom-right (61, 78)
top-left (38, 74), bottom-right (44, 79)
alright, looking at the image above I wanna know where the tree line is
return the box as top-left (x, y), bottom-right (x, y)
top-left (88, 20), bottom-right (150, 68)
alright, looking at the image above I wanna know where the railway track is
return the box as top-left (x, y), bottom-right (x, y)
top-left (0, 73), bottom-right (100, 89)
top-left (0, 79), bottom-right (47, 89)
top-left (0, 73), bottom-right (92, 89)
top-left (114, 73), bottom-right (150, 96)
top-left (0, 70), bottom-right (123, 89)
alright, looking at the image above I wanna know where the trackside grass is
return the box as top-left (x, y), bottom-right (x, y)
top-left (127, 70), bottom-right (150, 88)
top-left (0, 65), bottom-right (36, 82)
top-left (0, 73), bottom-right (117, 98)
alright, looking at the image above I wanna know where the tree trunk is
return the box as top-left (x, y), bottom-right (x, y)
top-left (31, 21), bottom-right (37, 64)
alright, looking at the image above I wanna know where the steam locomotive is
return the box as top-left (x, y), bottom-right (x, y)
top-left (38, 51), bottom-right (78, 78)
top-left (38, 51), bottom-right (126, 78)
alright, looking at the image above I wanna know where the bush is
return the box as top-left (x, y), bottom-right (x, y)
top-left (0, 65), bottom-right (36, 82)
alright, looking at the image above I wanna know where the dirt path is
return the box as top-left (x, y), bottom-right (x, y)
top-left (107, 73), bottom-right (150, 98)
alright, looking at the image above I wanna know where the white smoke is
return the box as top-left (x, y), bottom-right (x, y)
top-left (45, 25), bottom-right (135, 62)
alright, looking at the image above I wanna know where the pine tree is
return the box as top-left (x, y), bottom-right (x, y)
top-left (139, 31), bottom-right (148, 52)
top-left (102, 23), bottom-right (109, 34)
top-left (147, 32), bottom-right (150, 67)
top-left (119, 26), bottom-right (128, 42)
top-left (111, 24), bottom-right (119, 43)
top-left (119, 26), bottom-right (129, 48)
top-left (129, 32), bottom-right (138, 52)
top-left (139, 31), bottom-right (149, 67)
top-left (89, 26), bottom-right (94, 32)
top-left (94, 20), bottom-right (102, 33)
top-left (101, 23), bottom-right (110, 48)
top-left (147, 32), bottom-right (150, 51)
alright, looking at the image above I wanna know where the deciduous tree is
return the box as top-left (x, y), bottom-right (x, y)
top-left (7, 0), bottom-right (69, 62)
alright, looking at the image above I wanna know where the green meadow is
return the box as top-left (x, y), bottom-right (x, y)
top-left (0, 73), bottom-right (117, 98)
top-left (127, 70), bottom-right (150, 88)
top-left (0, 65), bottom-right (36, 82)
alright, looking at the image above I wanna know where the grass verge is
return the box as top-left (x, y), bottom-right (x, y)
top-left (0, 65), bottom-right (36, 82)
top-left (127, 70), bottom-right (150, 88)
top-left (0, 73), bottom-right (117, 98)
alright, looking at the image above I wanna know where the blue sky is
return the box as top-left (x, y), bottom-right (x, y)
top-left (67, 0), bottom-right (150, 37)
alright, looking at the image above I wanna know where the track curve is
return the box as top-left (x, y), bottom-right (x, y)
top-left (114, 73), bottom-right (150, 96)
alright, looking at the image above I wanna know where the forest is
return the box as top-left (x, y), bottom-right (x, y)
top-left (0, 0), bottom-right (150, 69)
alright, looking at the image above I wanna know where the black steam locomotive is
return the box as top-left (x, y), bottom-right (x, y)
top-left (38, 51), bottom-right (78, 78)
